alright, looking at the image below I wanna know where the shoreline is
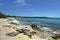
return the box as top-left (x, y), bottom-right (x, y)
top-left (0, 18), bottom-right (60, 40)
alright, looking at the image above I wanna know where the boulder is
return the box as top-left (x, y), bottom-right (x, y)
top-left (16, 29), bottom-right (25, 33)
top-left (30, 24), bottom-right (40, 31)
top-left (51, 34), bottom-right (60, 40)
top-left (30, 31), bottom-right (36, 35)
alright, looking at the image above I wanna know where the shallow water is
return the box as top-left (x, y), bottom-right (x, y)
top-left (16, 18), bottom-right (60, 30)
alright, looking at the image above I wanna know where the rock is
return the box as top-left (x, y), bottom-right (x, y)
top-left (11, 28), bottom-right (37, 38)
top-left (51, 30), bottom-right (60, 40)
top-left (16, 29), bottom-right (25, 33)
top-left (53, 31), bottom-right (60, 35)
top-left (25, 27), bottom-right (27, 28)
top-left (16, 28), bottom-right (32, 38)
top-left (30, 24), bottom-right (40, 31)
top-left (28, 35), bottom-right (32, 38)
top-left (16, 28), bottom-right (37, 38)
top-left (23, 29), bottom-right (31, 35)
top-left (16, 28), bottom-right (30, 33)
top-left (30, 31), bottom-right (36, 35)
top-left (6, 32), bottom-right (19, 37)
top-left (51, 34), bottom-right (60, 40)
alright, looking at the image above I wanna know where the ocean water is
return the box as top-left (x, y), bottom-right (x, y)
top-left (16, 18), bottom-right (60, 30)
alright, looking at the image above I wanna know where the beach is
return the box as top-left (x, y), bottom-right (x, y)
top-left (0, 18), bottom-right (60, 40)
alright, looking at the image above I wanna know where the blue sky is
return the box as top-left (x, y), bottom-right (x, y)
top-left (0, 0), bottom-right (60, 17)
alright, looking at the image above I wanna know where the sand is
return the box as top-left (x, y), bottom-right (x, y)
top-left (0, 18), bottom-right (53, 40)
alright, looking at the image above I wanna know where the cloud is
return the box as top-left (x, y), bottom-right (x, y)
top-left (16, 0), bottom-right (27, 6)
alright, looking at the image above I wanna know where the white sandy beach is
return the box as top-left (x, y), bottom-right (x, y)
top-left (0, 18), bottom-right (57, 40)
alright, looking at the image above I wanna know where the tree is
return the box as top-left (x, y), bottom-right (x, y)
top-left (0, 12), bottom-right (6, 18)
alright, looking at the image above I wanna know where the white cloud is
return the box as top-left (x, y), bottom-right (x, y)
top-left (16, 0), bottom-right (27, 6)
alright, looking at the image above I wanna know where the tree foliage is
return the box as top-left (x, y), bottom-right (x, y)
top-left (0, 12), bottom-right (6, 18)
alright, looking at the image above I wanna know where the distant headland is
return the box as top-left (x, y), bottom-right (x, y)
top-left (0, 12), bottom-right (48, 18)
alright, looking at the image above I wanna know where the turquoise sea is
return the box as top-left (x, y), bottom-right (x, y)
top-left (16, 18), bottom-right (60, 30)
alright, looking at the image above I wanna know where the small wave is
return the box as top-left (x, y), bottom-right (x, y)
top-left (9, 18), bottom-right (20, 25)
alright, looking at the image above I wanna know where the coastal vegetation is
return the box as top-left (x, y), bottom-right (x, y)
top-left (0, 12), bottom-right (48, 18)
top-left (0, 12), bottom-right (6, 18)
top-left (0, 12), bottom-right (20, 18)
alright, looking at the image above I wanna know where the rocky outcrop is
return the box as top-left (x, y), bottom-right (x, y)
top-left (16, 28), bottom-right (37, 38)
top-left (6, 32), bottom-right (19, 37)
top-left (51, 34), bottom-right (60, 40)
top-left (30, 24), bottom-right (40, 31)
top-left (5, 23), bottom-right (60, 40)
top-left (6, 28), bottom-right (37, 38)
